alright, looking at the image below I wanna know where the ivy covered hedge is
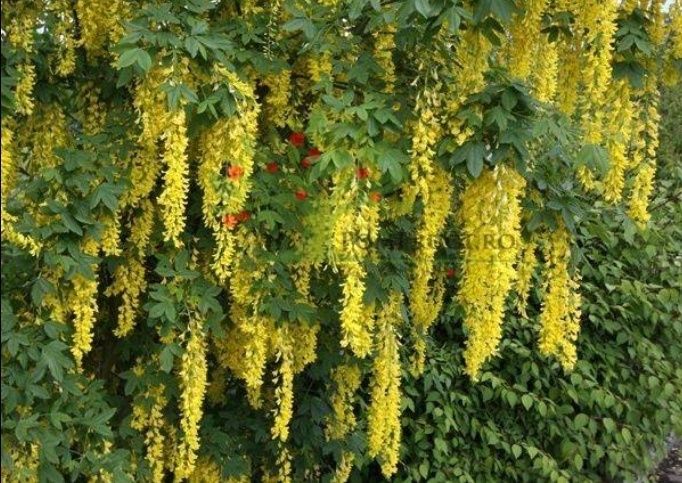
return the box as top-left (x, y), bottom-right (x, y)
top-left (396, 84), bottom-right (682, 482)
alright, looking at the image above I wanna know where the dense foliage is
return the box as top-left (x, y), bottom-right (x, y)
top-left (397, 85), bottom-right (682, 482)
top-left (1, 0), bottom-right (680, 482)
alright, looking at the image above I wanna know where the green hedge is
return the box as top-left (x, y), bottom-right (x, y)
top-left (393, 85), bottom-right (682, 482)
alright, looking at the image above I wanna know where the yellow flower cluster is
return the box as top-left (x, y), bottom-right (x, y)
top-left (130, 200), bottom-right (156, 255)
top-left (603, 81), bottom-right (634, 203)
top-left (367, 292), bottom-right (403, 477)
top-left (108, 258), bottom-right (147, 337)
top-left (3, 442), bottom-right (39, 483)
top-left (331, 175), bottom-right (381, 357)
top-left (50, 0), bottom-right (77, 76)
top-left (15, 63), bottom-right (36, 116)
top-left (506, 0), bottom-right (548, 80)
top-left (574, 0), bottom-right (618, 189)
top-left (446, 30), bottom-right (492, 142)
top-left (410, 165), bottom-right (452, 375)
top-left (70, 238), bottom-right (100, 369)
top-left (272, 327), bottom-right (295, 443)
top-left (331, 451), bottom-right (355, 483)
top-left (26, 103), bottom-right (69, 170)
top-left (515, 238), bottom-right (537, 317)
top-left (75, 0), bottom-right (126, 57)
top-left (373, 24), bottom-right (397, 92)
top-left (325, 363), bottom-right (362, 440)
top-left (188, 457), bottom-right (250, 483)
top-left (175, 318), bottom-right (209, 480)
top-left (131, 385), bottom-right (167, 483)
top-left (1, 121), bottom-right (40, 254)
top-left (127, 70), bottom-right (167, 208)
top-left (264, 70), bottom-right (291, 127)
top-left (458, 167), bottom-right (526, 380)
top-left (101, 214), bottom-right (122, 257)
top-left (533, 36), bottom-right (559, 103)
top-left (629, 73), bottom-right (660, 227)
top-left (215, 231), bottom-right (272, 407)
top-left (629, 162), bottom-right (656, 227)
top-left (309, 52), bottom-right (333, 85)
top-left (199, 73), bottom-right (259, 280)
top-left (538, 223), bottom-right (582, 371)
top-left (82, 85), bottom-right (107, 136)
top-left (158, 109), bottom-right (189, 247)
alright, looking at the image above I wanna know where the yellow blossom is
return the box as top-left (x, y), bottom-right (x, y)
top-left (367, 292), bottom-right (403, 477)
top-left (538, 223), bottom-right (582, 370)
top-left (458, 166), bottom-right (526, 380)
top-left (175, 318), bottom-right (209, 480)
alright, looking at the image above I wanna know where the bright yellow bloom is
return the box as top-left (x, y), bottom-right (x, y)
top-left (331, 451), bottom-right (355, 483)
top-left (108, 258), bottom-right (146, 337)
top-left (506, 0), bottom-right (548, 80)
top-left (175, 318), bottom-right (209, 480)
top-left (264, 70), bottom-right (292, 127)
top-left (272, 327), bottom-right (295, 442)
top-left (458, 167), bottom-right (526, 380)
top-left (70, 238), bottom-right (100, 369)
top-left (367, 292), bottom-right (403, 477)
top-left (603, 81), bottom-right (634, 203)
top-left (410, 165), bottom-right (452, 375)
top-left (131, 385), bottom-right (167, 483)
top-left (373, 24), bottom-right (397, 92)
top-left (158, 109), bottom-right (189, 247)
top-left (325, 363), bottom-right (362, 440)
top-left (15, 63), bottom-right (36, 116)
top-left (538, 223), bottom-right (582, 370)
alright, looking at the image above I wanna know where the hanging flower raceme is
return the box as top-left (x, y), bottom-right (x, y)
top-left (126, 69), bottom-right (168, 208)
top-left (199, 68), bottom-right (260, 281)
top-left (446, 30), bottom-right (492, 144)
top-left (175, 317), bottom-right (209, 481)
top-left (330, 170), bottom-right (381, 358)
top-left (325, 363), bottom-right (362, 441)
top-left (131, 385), bottom-right (167, 483)
top-left (108, 257), bottom-right (146, 337)
top-left (49, 0), bottom-right (77, 76)
top-left (506, 0), bottom-right (548, 80)
top-left (629, 69), bottom-right (660, 227)
top-left (410, 165), bottom-right (453, 375)
top-left (533, 36), bottom-right (559, 103)
top-left (263, 70), bottom-right (291, 127)
top-left (158, 108), bottom-right (189, 248)
top-left (367, 292), bottom-right (404, 478)
top-left (574, 0), bottom-right (618, 190)
top-left (70, 237), bottom-right (100, 369)
top-left (538, 223), bottom-right (582, 370)
top-left (458, 166), bottom-right (526, 380)
top-left (373, 23), bottom-right (397, 92)
top-left (603, 80), bottom-right (635, 203)
top-left (75, 0), bottom-right (127, 57)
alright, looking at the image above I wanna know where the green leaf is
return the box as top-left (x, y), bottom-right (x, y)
top-left (521, 394), bottom-right (533, 410)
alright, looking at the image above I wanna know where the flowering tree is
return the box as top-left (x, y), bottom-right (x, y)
top-left (1, 0), bottom-right (680, 481)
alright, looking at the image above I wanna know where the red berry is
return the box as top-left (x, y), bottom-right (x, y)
top-left (446, 268), bottom-right (456, 279)
top-left (307, 147), bottom-right (321, 157)
top-left (370, 191), bottom-right (382, 203)
top-left (237, 210), bottom-right (251, 222)
top-left (289, 132), bottom-right (305, 147)
top-left (227, 165), bottom-right (244, 180)
top-left (295, 190), bottom-right (308, 201)
top-left (222, 214), bottom-right (239, 230)
top-left (266, 162), bottom-right (279, 174)
top-left (356, 167), bottom-right (370, 180)
top-left (301, 157), bottom-right (312, 169)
